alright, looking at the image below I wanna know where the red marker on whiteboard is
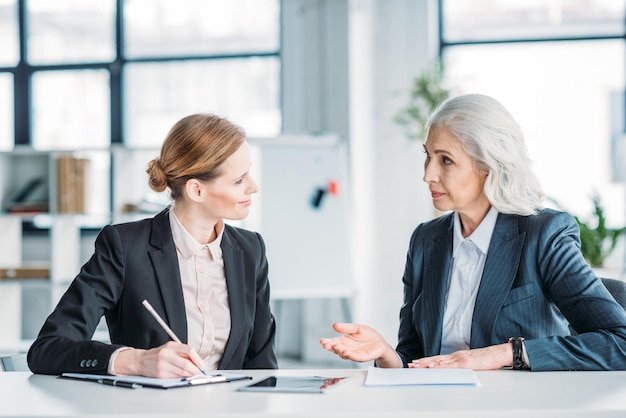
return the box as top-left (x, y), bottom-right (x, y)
top-left (328, 180), bottom-right (338, 196)
top-left (311, 180), bottom-right (338, 209)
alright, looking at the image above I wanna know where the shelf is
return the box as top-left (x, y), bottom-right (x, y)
top-left (22, 213), bottom-right (111, 230)
top-left (0, 147), bottom-right (153, 351)
top-left (0, 267), bottom-right (50, 280)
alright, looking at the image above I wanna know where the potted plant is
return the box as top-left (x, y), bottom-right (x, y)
top-left (394, 61), bottom-right (450, 141)
top-left (573, 195), bottom-right (626, 268)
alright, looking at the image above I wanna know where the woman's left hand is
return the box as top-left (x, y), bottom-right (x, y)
top-left (409, 343), bottom-right (512, 371)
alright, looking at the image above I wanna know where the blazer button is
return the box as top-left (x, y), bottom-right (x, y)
top-left (80, 360), bottom-right (86, 367)
top-left (92, 359), bottom-right (98, 367)
top-left (86, 359), bottom-right (92, 367)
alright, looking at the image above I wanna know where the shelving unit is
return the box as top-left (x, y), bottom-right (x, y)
top-left (0, 146), bottom-right (164, 353)
top-left (0, 148), bottom-right (50, 214)
top-left (110, 146), bottom-right (168, 223)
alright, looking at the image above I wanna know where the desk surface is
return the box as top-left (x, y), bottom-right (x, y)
top-left (2, 368), bottom-right (626, 418)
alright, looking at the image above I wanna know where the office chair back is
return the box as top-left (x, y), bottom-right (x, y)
top-left (568, 277), bottom-right (626, 335)
top-left (0, 353), bottom-right (29, 372)
top-left (600, 277), bottom-right (626, 309)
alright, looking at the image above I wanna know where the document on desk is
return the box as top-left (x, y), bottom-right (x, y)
top-left (364, 366), bottom-right (480, 386)
top-left (60, 372), bottom-right (251, 389)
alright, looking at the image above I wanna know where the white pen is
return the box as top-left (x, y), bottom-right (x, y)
top-left (141, 299), bottom-right (207, 375)
top-left (141, 299), bottom-right (182, 343)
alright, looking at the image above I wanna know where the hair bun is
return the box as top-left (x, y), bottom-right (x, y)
top-left (146, 158), bottom-right (168, 192)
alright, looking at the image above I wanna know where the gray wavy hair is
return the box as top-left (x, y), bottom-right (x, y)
top-left (426, 93), bottom-right (544, 216)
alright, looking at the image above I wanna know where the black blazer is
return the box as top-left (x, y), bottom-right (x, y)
top-left (28, 209), bottom-right (277, 375)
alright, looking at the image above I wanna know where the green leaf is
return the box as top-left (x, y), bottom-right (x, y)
top-left (573, 195), bottom-right (625, 267)
top-left (394, 60), bottom-right (450, 141)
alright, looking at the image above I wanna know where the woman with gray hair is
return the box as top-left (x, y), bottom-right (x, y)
top-left (321, 93), bottom-right (626, 371)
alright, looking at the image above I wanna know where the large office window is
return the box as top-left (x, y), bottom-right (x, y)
top-left (27, 0), bottom-right (116, 65)
top-left (440, 0), bottom-right (626, 234)
top-left (0, 74), bottom-right (13, 151)
top-left (0, 0), bottom-right (16, 150)
top-left (124, 58), bottom-right (280, 147)
top-left (124, 0), bottom-right (278, 58)
top-left (0, 0), bottom-right (280, 151)
top-left (0, 0), bottom-right (18, 67)
top-left (442, 0), bottom-right (624, 41)
top-left (31, 69), bottom-right (111, 149)
top-left (122, 0), bottom-right (280, 147)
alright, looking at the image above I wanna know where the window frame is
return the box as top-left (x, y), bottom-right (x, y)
top-left (437, 1), bottom-right (626, 160)
top-left (436, 0), bottom-right (626, 228)
top-left (5, 0), bottom-right (281, 147)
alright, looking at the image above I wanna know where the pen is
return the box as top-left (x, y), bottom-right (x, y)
top-left (141, 299), bottom-right (208, 375)
top-left (141, 299), bottom-right (182, 343)
top-left (98, 378), bottom-right (141, 389)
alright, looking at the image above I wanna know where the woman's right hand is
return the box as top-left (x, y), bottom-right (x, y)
top-left (319, 323), bottom-right (402, 367)
top-left (113, 341), bottom-right (204, 378)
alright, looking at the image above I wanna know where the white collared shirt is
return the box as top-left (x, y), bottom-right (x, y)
top-left (169, 211), bottom-right (231, 370)
top-left (440, 207), bottom-right (498, 354)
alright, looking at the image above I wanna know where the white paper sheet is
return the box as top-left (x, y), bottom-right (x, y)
top-left (364, 366), bottom-right (480, 386)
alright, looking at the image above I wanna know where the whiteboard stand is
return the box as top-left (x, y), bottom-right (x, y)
top-left (271, 287), bottom-right (354, 364)
top-left (250, 135), bottom-right (354, 364)
top-left (271, 287), bottom-right (353, 324)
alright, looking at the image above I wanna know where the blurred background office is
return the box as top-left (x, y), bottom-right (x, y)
top-left (0, 0), bottom-right (624, 368)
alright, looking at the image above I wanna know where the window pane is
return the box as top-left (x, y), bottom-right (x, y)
top-left (0, 0), bottom-right (18, 66)
top-left (124, 58), bottom-right (280, 147)
top-left (27, 0), bottom-right (115, 64)
top-left (124, 0), bottom-right (279, 58)
top-left (0, 73), bottom-right (13, 151)
top-left (443, 40), bottom-right (625, 226)
top-left (32, 70), bottom-right (110, 150)
top-left (443, 0), bottom-right (625, 42)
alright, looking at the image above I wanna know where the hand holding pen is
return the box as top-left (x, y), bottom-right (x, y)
top-left (142, 299), bottom-right (208, 376)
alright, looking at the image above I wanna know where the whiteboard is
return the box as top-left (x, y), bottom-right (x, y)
top-left (250, 135), bottom-right (353, 299)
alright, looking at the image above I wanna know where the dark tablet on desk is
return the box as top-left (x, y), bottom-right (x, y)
top-left (237, 376), bottom-right (350, 393)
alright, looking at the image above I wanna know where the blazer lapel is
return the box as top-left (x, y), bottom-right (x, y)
top-left (470, 214), bottom-right (525, 348)
top-left (420, 215), bottom-right (454, 356)
top-left (219, 228), bottom-right (246, 368)
top-left (148, 209), bottom-right (188, 342)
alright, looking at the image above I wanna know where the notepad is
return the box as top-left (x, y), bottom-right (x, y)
top-left (60, 372), bottom-right (251, 389)
top-left (364, 366), bottom-right (480, 386)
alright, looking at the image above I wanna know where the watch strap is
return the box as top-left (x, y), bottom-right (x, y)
top-left (509, 337), bottom-right (525, 370)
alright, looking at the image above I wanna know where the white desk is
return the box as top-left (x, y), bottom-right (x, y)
top-left (2, 368), bottom-right (626, 417)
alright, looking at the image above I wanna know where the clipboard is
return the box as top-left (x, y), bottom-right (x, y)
top-left (60, 372), bottom-right (252, 389)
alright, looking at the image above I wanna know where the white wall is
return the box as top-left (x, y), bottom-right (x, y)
top-left (281, 0), bottom-right (439, 358)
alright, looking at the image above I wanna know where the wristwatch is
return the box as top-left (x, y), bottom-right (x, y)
top-left (508, 337), bottom-right (525, 370)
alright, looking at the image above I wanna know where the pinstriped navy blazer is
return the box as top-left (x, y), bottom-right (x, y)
top-left (396, 208), bottom-right (626, 371)
top-left (28, 208), bottom-right (277, 375)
